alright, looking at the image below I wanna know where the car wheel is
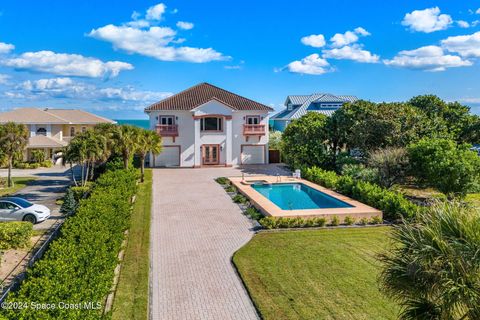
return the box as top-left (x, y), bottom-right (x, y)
top-left (23, 214), bottom-right (37, 224)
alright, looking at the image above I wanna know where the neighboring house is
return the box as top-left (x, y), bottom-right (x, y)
top-left (0, 108), bottom-right (116, 162)
top-left (271, 93), bottom-right (358, 131)
top-left (145, 82), bottom-right (273, 167)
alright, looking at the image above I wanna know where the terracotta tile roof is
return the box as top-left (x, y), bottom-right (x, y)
top-left (145, 83), bottom-right (273, 112)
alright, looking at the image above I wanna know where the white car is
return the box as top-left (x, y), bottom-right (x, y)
top-left (0, 197), bottom-right (51, 224)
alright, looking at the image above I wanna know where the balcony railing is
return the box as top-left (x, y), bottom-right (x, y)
top-left (156, 124), bottom-right (179, 137)
top-left (243, 124), bottom-right (266, 135)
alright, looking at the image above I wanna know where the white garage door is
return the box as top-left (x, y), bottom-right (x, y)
top-left (241, 145), bottom-right (265, 164)
top-left (154, 146), bottom-right (180, 167)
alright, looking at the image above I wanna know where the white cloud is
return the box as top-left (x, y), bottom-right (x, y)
top-left (0, 42), bottom-right (14, 54)
top-left (224, 65), bottom-right (242, 70)
top-left (384, 45), bottom-right (472, 71)
top-left (402, 7), bottom-right (452, 33)
top-left (441, 31), bottom-right (480, 58)
top-left (286, 54), bottom-right (331, 75)
top-left (1, 50), bottom-right (133, 78)
top-left (329, 27), bottom-right (370, 47)
top-left (89, 24), bottom-right (227, 63)
top-left (145, 3), bottom-right (166, 21)
top-left (176, 21), bottom-right (194, 30)
top-left (0, 74), bottom-right (10, 84)
top-left (476, 8), bottom-right (480, 14)
top-left (457, 20), bottom-right (470, 28)
top-left (322, 45), bottom-right (379, 63)
top-left (300, 34), bottom-right (326, 48)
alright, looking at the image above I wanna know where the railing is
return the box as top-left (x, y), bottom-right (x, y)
top-left (243, 124), bottom-right (266, 135)
top-left (155, 124), bottom-right (179, 137)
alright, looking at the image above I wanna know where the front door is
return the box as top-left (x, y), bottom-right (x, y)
top-left (202, 145), bottom-right (219, 165)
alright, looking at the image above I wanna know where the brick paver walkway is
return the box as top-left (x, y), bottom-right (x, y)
top-left (150, 167), bottom-right (288, 320)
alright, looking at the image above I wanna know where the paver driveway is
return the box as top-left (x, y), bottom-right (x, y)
top-left (150, 165), bottom-right (288, 320)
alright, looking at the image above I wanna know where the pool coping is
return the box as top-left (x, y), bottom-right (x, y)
top-left (229, 176), bottom-right (382, 220)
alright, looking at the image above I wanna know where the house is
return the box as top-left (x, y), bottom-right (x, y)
top-left (271, 93), bottom-right (358, 131)
top-left (144, 83), bottom-right (273, 167)
top-left (0, 108), bottom-right (116, 162)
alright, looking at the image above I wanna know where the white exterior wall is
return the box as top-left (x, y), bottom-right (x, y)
top-left (147, 99), bottom-right (270, 167)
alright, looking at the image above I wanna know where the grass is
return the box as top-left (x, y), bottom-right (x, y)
top-left (233, 227), bottom-right (399, 320)
top-left (111, 169), bottom-right (152, 320)
top-left (0, 177), bottom-right (36, 197)
top-left (466, 193), bottom-right (480, 209)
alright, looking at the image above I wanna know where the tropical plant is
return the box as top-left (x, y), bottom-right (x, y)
top-left (112, 125), bottom-right (140, 169)
top-left (30, 149), bottom-right (46, 163)
top-left (379, 202), bottom-right (480, 319)
top-left (60, 188), bottom-right (77, 216)
top-left (367, 147), bottom-right (409, 188)
top-left (135, 129), bottom-right (162, 182)
top-left (0, 122), bottom-right (29, 187)
top-left (341, 164), bottom-right (379, 184)
top-left (268, 130), bottom-right (282, 150)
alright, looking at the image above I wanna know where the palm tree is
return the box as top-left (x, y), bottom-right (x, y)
top-left (379, 202), bottom-right (480, 320)
top-left (112, 125), bottom-right (140, 169)
top-left (136, 129), bottom-right (162, 182)
top-left (0, 122), bottom-right (29, 187)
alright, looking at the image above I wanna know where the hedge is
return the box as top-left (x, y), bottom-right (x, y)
top-left (0, 168), bottom-right (138, 319)
top-left (303, 167), bottom-right (421, 221)
top-left (0, 222), bottom-right (33, 250)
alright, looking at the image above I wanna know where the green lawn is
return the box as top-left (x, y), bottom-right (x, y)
top-left (233, 227), bottom-right (399, 320)
top-left (0, 177), bottom-right (35, 196)
top-left (111, 170), bottom-right (152, 320)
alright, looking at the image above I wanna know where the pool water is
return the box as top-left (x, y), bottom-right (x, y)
top-left (251, 183), bottom-right (354, 210)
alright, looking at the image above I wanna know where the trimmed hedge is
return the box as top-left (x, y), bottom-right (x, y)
top-left (1, 168), bottom-right (138, 319)
top-left (303, 167), bottom-right (421, 221)
top-left (0, 222), bottom-right (33, 250)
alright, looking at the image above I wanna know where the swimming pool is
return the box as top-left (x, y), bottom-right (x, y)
top-left (251, 183), bottom-right (354, 210)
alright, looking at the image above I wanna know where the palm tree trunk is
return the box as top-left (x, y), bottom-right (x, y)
top-left (70, 162), bottom-right (78, 186)
top-left (90, 161), bottom-right (95, 181)
top-left (84, 162), bottom-right (89, 186)
top-left (123, 152), bottom-right (129, 169)
top-left (140, 154), bottom-right (145, 182)
top-left (7, 157), bottom-right (13, 187)
top-left (81, 162), bottom-right (85, 186)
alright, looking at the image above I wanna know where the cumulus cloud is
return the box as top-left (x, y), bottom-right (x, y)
top-left (0, 74), bottom-right (10, 84)
top-left (322, 45), bottom-right (379, 63)
top-left (286, 54), bottom-right (332, 75)
top-left (441, 31), bottom-right (480, 58)
top-left (176, 21), bottom-right (194, 30)
top-left (300, 34), bottom-right (326, 48)
top-left (383, 45), bottom-right (472, 71)
top-left (1, 51), bottom-right (133, 78)
top-left (330, 27), bottom-right (370, 47)
top-left (402, 7), bottom-right (452, 33)
top-left (457, 20), bottom-right (470, 28)
top-left (0, 42), bottom-right (14, 54)
top-left (476, 8), bottom-right (480, 14)
top-left (88, 4), bottom-right (227, 63)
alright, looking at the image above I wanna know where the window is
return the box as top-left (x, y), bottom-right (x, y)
top-left (287, 103), bottom-right (293, 111)
top-left (36, 127), bottom-right (47, 136)
top-left (200, 117), bottom-right (222, 131)
top-left (81, 126), bottom-right (87, 133)
top-left (246, 116), bottom-right (260, 125)
top-left (159, 116), bottom-right (175, 125)
top-left (70, 127), bottom-right (75, 137)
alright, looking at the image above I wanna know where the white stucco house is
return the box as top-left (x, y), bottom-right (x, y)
top-left (145, 83), bottom-right (273, 167)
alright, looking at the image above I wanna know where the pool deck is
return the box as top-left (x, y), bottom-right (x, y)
top-left (229, 176), bottom-right (382, 221)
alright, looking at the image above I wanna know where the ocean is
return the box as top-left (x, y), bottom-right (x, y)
top-left (115, 119), bottom-right (150, 129)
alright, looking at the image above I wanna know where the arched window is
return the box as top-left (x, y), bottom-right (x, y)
top-left (36, 128), bottom-right (47, 136)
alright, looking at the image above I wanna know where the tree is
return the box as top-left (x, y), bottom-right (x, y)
top-left (268, 131), bottom-right (282, 150)
top-left (0, 122), bottom-right (29, 187)
top-left (112, 125), bottom-right (140, 169)
top-left (135, 129), bottom-right (162, 182)
top-left (368, 147), bottom-right (409, 188)
top-left (408, 138), bottom-right (480, 198)
top-left (379, 202), bottom-right (480, 319)
top-left (281, 112), bottom-right (330, 169)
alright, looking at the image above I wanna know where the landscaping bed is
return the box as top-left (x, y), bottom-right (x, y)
top-left (233, 227), bottom-right (399, 320)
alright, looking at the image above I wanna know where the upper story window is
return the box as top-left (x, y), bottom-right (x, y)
top-left (246, 116), bottom-right (260, 125)
top-left (200, 117), bottom-right (222, 131)
top-left (159, 116), bottom-right (175, 125)
top-left (36, 127), bottom-right (47, 136)
top-left (70, 127), bottom-right (75, 137)
top-left (287, 103), bottom-right (293, 111)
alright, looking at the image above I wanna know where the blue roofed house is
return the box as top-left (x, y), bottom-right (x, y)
top-left (270, 93), bottom-right (358, 131)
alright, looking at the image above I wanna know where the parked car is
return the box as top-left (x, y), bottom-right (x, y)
top-left (0, 197), bottom-right (50, 224)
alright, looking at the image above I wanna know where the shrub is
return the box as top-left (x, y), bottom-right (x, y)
top-left (258, 216), bottom-right (327, 229)
top-left (313, 217), bottom-right (327, 227)
top-left (344, 216), bottom-right (355, 225)
top-left (370, 216), bottom-right (382, 224)
top-left (359, 217), bottom-right (369, 225)
top-left (342, 164), bottom-right (379, 184)
top-left (233, 194), bottom-right (248, 204)
top-left (225, 185), bottom-right (236, 193)
top-left (245, 207), bottom-right (263, 220)
top-left (215, 177), bottom-right (229, 185)
top-left (367, 147), bottom-right (409, 188)
top-left (0, 222), bottom-right (33, 250)
top-left (330, 216), bottom-right (340, 226)
top-left (0, 168), bottom-right (138, 319)
top-left (60, 188), bottom-right (77, 216)
top-left (70, 183), bottom-right (93, 201)
top-left (30, 150), bottom-right (46, 163)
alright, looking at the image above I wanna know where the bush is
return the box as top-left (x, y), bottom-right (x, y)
top-left (259, 216), bottom-right (327, 229)
top-left (367, 147), bottom-right (409, 188)
top-left (245, 207), bottom-right (263, 220)
top-left (370, 216), bottom-right (382, 224)
top-left (60, 188), bottom-right (77, 216)
top-left (70, 183), bottom-right (93, 201)
top-left (0, 168), bottom-right (138, 319)
top-left (233, 194), bottom-right (248, 204)
top-left (344, 216), bottom-right (356, 225)
top-left (0, 222), bottom-right (33, 250)
top-left (215, 177), bottom-right (229, 185)
top-left (30, 150), bottom-right (46, 163)
top-left (225, 185), bottom-right (236, 193)
top-left (330, 216), bottom-right (340, 226)
top-left (342, 164), bottom-right (379, 184)
top-left (359, 217), bottom-right (369, 225)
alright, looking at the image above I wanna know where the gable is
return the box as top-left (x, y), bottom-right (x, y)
top-left (192, 99), bottom-right (234, 117)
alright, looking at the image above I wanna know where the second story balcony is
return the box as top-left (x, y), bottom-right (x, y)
top-left (243, 124), bottom-right (266, 135)
top-left (156, 124), bottom-right (179, 141)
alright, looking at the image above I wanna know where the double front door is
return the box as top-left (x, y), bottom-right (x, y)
top-left (202, 145), bottom-right (219, 165)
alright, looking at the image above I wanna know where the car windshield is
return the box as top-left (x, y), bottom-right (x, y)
top-left (5, 197), bottom-right (33, 208)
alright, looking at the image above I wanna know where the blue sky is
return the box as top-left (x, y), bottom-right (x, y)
top-left (1, 0), bottom-right (480, 119)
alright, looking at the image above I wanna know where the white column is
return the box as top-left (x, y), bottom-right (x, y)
top-left (225, 118), bottom-right (232, 166)
top-left (194, 118), bottom-right (201, 167)
top-left (30, 124), bottom-right (36, 137)
top-left (46, 124), bottom-right (52, 137)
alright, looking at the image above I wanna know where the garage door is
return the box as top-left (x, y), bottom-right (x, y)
top-left (241, 145), bottom-right (265, 164)
top-left (154, 146), bottom-right (180, 167)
